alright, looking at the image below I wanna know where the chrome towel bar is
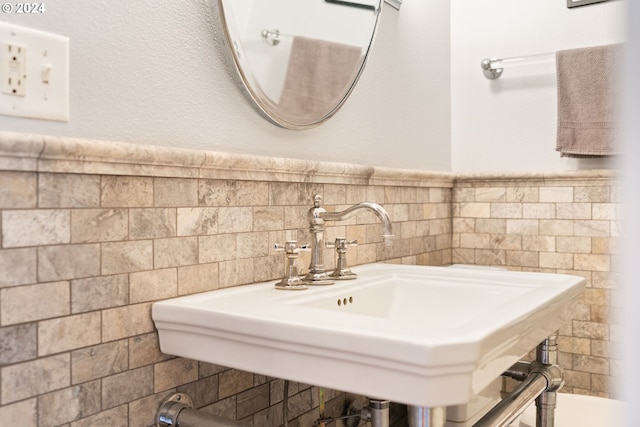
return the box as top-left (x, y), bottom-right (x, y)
top-left (481, 52), bottom-right (555, 79)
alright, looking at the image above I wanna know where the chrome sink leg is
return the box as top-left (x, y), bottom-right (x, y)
top-left (407, 405), bottom-right (446, 427)
top-left (368, 400), bottom-right (390, 427)
top-left (536, 391), bottom-right (558, 427)
top-left (345, 398), bottom-right (390, 427)
top-left (535, 334), bottom-right (562, 427)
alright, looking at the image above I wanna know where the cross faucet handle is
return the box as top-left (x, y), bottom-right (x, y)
top-left (334, 237), bottom-right (358, 251)
top-left (329, 237), bottom-right (358, 280)
top-left (274, 241), bottom-right (309, 256)
top-left (326, 238), bottom-right (357, 250)
top-left (274, 241), bottom-right (309, 291)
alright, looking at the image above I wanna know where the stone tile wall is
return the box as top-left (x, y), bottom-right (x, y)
top-left (452, 172), bottom-right (621, 398)
top-left (0, 132), bottom-right (621, 427)
top-left (0, 133), bottom-right (453, 427)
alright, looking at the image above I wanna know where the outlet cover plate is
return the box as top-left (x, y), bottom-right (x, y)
top-left (0, 22), bottom-right (69, 121)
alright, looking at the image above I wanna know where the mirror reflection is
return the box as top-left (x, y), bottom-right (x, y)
top-left (217, 0), bottom-right (382, 129)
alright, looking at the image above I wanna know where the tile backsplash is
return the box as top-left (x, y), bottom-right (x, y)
top-left (0, 133), bottom-right (453, 426)
top-left (0, 133), bottom-right (620, 426)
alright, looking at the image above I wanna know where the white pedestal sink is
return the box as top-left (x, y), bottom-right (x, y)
top-left (152, 263), bottom-right (584, 408)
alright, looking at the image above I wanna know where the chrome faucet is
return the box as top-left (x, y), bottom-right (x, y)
top-left (303, 194), bottom-right (393, 285)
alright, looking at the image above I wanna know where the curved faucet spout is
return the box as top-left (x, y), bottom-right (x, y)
top-left (303, 195), bottom-right (394, 286)
top-left (321, 202), bottom-right (394, 246)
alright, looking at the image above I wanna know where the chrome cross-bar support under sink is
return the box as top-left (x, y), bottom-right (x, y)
top-left (406, 334), bottom-right (562, 427)
top-left (472, 334), bottom-right (563, 427)
top-left (156, 336), bottom-right (561, 427)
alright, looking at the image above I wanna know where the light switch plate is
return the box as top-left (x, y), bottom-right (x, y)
top-left (0, 22), bottom-right (69, 121)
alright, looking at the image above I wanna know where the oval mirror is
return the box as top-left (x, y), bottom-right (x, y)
top-left (216, 0), bottom-right (383, 130)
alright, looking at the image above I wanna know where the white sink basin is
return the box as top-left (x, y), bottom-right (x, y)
top-left (152, 263), bottom-right (584, 408)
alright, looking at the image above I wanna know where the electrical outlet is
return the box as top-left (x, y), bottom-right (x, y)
top-left (0, 22), bottom-right (69, 121)
top-left (2, 42), bottom-right (27, 96)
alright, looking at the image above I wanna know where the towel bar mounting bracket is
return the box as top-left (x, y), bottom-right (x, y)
top-left (481, 58), bottom-right (503, 80)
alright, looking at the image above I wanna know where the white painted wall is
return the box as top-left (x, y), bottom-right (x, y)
top-left (1, 2), bottom-right (628, 174)
top-left (0, 0), bottom-right (451, 171)
top-left (451, 0), bottom-right (627, 173)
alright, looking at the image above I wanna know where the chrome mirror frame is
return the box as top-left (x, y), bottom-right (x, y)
top-left (385, 0), bottom-right (402, 9)
top-left (215, 0), bottom-right (383, 130)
